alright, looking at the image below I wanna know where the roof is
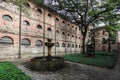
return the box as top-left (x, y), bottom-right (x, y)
top-left (90, 27), bottom-right (106, 33)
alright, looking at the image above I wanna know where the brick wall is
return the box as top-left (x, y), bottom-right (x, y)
top-left (0, 1), bottom-right (82, 59)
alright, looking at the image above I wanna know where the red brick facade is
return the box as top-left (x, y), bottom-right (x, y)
top-left (0, 1), bottom-right (83, 59)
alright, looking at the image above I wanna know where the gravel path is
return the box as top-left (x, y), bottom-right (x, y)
top-left (12, 55), bottom-right (120, 80)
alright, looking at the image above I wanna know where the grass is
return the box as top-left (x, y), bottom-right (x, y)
top-left (0, 62), bottom-right (31, 80)
top-left (63, 52), bottom-right (119, 69)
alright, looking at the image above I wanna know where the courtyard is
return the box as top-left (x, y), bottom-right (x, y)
top-left (0, 51), bottom-right (119, 80)
top-left (0, 0), bottom-right (120, 80)
top-left (10, 54), bottom-right (120, 80)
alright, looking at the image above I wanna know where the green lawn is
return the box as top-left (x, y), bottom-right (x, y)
top-left (0, 62), bottom-right (31, 80)
top-left (63, 52), bottom-right (119, 68)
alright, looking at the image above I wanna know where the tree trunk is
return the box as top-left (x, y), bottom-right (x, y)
top-left (81, 26), bottom-right (87, 54)
top-left (82, 36), bottom-right (86, 54)
top-left (108, 31), bottom-right (111, 52)
top-left (93, 32), bottom-right (95, 54)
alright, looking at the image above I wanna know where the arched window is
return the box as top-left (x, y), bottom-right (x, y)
top-left (68, 24), bottom-right (70, 26)
top-left (56, 18), bottom-right (59, 21)
top-left (68, 34), bottom-right (70, 36)
top-left (0, 36), bottom-right (13, 44)
top-left (37, 9), bottom-right (42, 14)
top-left (72, 44), bottom-right (74, 48)
top-left (72, 35), bottom-right (74, 38)
top-left (62, 43), bottom-right (65, 47)
top-left (62, 32), bottom-right (65, 35)
top-left (62, 21), bottom-right (65, 24)
top-left (79, 45), bottom-right (80, 48)
top-left (2, 15), bottom-right (13, 21)
top-left (76, 45), bottom-right (78, 48)
top-left (47, 27), bottom-right (52, 31)
top-left (76, 36), bottom-right (77, 39)
top-left (55, 42), bottom-right (59, 47)
top-left (56, 30), bottom-right (59, 34)
top-left (23, 20), bottom-right (30, 26)
top-left (67, 44), bottom-right (70, 48)
top-left (21, 38), bottom-right (30, 46)
top-left (48, 13), bottom-right (52, 17)
top-left (102, 38), bottom-right (107, 44)
top-left (36, 40), bottom-right (42, 47)
top-left (37, 25), bottom-right (42, 29)
top-left (102, 30), bottom-right (106, 35)
top-left (75, 27), bottom-right (77, 30)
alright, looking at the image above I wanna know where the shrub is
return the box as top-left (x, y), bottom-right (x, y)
top-left (0, 62), bottom-right (31, 80)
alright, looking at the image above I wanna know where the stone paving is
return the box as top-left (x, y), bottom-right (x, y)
top-left (12, 55), bottom-right (120, 80)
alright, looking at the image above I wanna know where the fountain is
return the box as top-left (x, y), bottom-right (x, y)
top-left (28, 38), bottom-right (64, 71)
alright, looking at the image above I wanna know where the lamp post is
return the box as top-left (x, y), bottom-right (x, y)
top-left (18, 0), bottom-right (22, 59)
top-left (54, 15), bottom-right (57, 55)
top-left (43, 8), bottom-right (46, 56)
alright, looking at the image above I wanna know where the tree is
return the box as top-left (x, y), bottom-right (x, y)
top-left (49, 0), bottom-right (120, 55)
top-left (105, 24), bottom-right (120, 52)
top-left (29, 0), bottom-right (43, 6)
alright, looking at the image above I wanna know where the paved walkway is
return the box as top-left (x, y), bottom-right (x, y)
top-left (12, 55), bottom-right (120, 80)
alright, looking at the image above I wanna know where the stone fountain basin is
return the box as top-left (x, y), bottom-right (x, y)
top-left (28, 56), bottom-right (64, 71)
top-left (45, 42), bottom-right (54, 47)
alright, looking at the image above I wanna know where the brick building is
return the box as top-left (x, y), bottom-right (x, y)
top-left (0, 1), bottom-right (83, 59)
top-left (95, 28), bottom-right (117, 51)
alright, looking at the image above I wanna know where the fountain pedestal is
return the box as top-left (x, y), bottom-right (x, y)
top-left (28, 38), bottom-right (64, 71)
top-left (45, 42), bottom-right (54, 61)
